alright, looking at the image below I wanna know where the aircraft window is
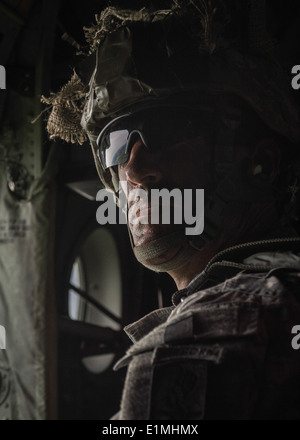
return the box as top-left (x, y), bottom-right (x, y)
top-left (69, 257), bottom-right (86, 321)
top-left (67, 227), bottom-right (123, 373)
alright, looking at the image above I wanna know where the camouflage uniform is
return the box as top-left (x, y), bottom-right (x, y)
top-left (40, 3), bottom-right (300, 420)
top-left (113, 237), bottom-right (300, 420)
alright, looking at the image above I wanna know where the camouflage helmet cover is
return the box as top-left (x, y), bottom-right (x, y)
top-left (79, 3), bottom-right (300, 191)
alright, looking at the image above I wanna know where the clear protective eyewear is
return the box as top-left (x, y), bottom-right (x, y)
top-left (96, 105), bottom-right (211, 170)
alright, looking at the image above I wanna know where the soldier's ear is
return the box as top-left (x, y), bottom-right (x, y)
top-left (250, 138), bottom-right (281, 183)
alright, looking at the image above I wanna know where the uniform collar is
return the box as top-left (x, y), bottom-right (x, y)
top-left (124, 236), bottom-right (300, 342)
top-left (172, 236), bottom-right (300, 305)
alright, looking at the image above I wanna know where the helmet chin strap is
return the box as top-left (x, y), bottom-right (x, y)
top-left (131, 225), bottom-right (217, 272)
top-left (133, 230), bottom-right (197, 272)
top-left (125, 185), bottom-right (226, 273)
top-left (111, 170), bottom-right (203, 272)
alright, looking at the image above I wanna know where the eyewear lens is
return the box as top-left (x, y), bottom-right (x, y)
top-left (96, 107), bottom-right (204, 170)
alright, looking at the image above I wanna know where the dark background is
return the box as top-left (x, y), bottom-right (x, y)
top-left (0, 0), bottom-right (300, 420)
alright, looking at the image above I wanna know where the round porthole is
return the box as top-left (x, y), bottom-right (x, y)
top-left (68, 227), bottom-right (122, 373)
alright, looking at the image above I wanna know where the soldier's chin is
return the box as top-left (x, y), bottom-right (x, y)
top-left (142, 245), bottom-right (183, 266)
top-left (130, 223), bottom-right (184, 248)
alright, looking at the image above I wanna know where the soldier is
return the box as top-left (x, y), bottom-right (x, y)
top-left (45, 1), bottom-right (300, 419)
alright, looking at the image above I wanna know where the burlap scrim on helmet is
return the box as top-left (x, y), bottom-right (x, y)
top-left (40, 1), bottom-right (300, 148)
top-left (37, 1), bottom-right (239, 145)
top-left (81, 0), bottom-right (227, 55)
top-left (82, 6), bottom-right (173, 55)
top-left (38, 3), bottom-right (181, 144)
top-left (39, 72), bottom-right (87, 145)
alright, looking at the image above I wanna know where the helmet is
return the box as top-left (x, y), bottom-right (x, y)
top-left (79, 2), bottom-right (300, 195)
top-left (43, 1), bottom-right (300, 272)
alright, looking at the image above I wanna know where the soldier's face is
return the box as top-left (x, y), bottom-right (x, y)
top-left (118, 134), bottom-right (213, 249)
